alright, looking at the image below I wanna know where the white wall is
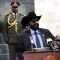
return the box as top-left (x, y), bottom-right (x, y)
top-left (34, 0), bottom-right (60, 36)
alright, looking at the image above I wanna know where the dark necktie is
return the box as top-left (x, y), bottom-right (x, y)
top-left (34, 32), bottom-right (41, 48)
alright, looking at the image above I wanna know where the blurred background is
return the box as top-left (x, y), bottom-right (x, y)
top-left (35, 0), bottom-right (60, 36)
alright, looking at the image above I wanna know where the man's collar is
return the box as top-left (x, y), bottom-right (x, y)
top-left (12, 12), bottom-right (20, 16)
top-left (30, 28), bottom-right (40, 35)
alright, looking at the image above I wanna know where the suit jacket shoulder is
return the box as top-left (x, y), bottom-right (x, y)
top-left (19, 29), bottom-right (30, 37)
top-left (39, 28), bottom-right (55, 40)
top-left (39, 28), bottom-right (49, 31)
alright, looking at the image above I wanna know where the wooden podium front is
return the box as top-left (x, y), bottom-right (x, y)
top-left (23, 50), bottom-right (60, 60)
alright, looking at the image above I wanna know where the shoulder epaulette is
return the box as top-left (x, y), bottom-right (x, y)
top-left (5, 13), bottom-right (12, 16)
top-left (19, 13), bottom-right (24, 16)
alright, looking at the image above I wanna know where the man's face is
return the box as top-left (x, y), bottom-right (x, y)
top-left (28, 18), bottom-right (39, 30)
top-left (12, 7), bottom-right (18, 13)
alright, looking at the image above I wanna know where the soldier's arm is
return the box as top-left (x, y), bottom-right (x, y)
top-left (2, 14), bottom-right (9, 43)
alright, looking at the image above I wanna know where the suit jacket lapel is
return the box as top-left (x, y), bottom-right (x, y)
top-left (25, 29), bottom-right (36, 48)
top-left (38, 29), bottom-right (47, 47)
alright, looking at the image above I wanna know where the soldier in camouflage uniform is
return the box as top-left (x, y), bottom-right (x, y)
top-left (2, 1), bottom-right (25, 60)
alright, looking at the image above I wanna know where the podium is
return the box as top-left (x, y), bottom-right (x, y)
top-left (23, 50), bottom-right (60, 60)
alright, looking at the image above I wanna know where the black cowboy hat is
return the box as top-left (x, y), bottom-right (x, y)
top-left (21, 12), bottom-right (41, 26)
top-left (10, 1), bottom-right (20, 8)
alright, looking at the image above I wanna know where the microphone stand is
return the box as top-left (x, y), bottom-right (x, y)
top-left (49, 41), bottom-right (58, 59)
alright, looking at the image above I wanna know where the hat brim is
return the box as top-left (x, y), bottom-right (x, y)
top-left (21, 16), bottom-right (41, 26)
top-left (21, 16), bottom-right (27, 27)
top-left (36, 16), bottom-right (41, 20)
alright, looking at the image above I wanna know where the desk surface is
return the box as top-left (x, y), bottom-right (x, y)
top-left (24, 50), bottom-right (60, 53)
top-left (24, 50), bottom-right (60, 60)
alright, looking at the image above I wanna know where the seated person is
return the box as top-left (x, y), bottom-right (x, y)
top-left (17, 12), bottom-right (55, 60)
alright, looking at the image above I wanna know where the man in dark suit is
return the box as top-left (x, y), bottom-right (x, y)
top-left (2, 1), bottom-right (26, 60)
top-left (17, 12), bottom-right (55, 60)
